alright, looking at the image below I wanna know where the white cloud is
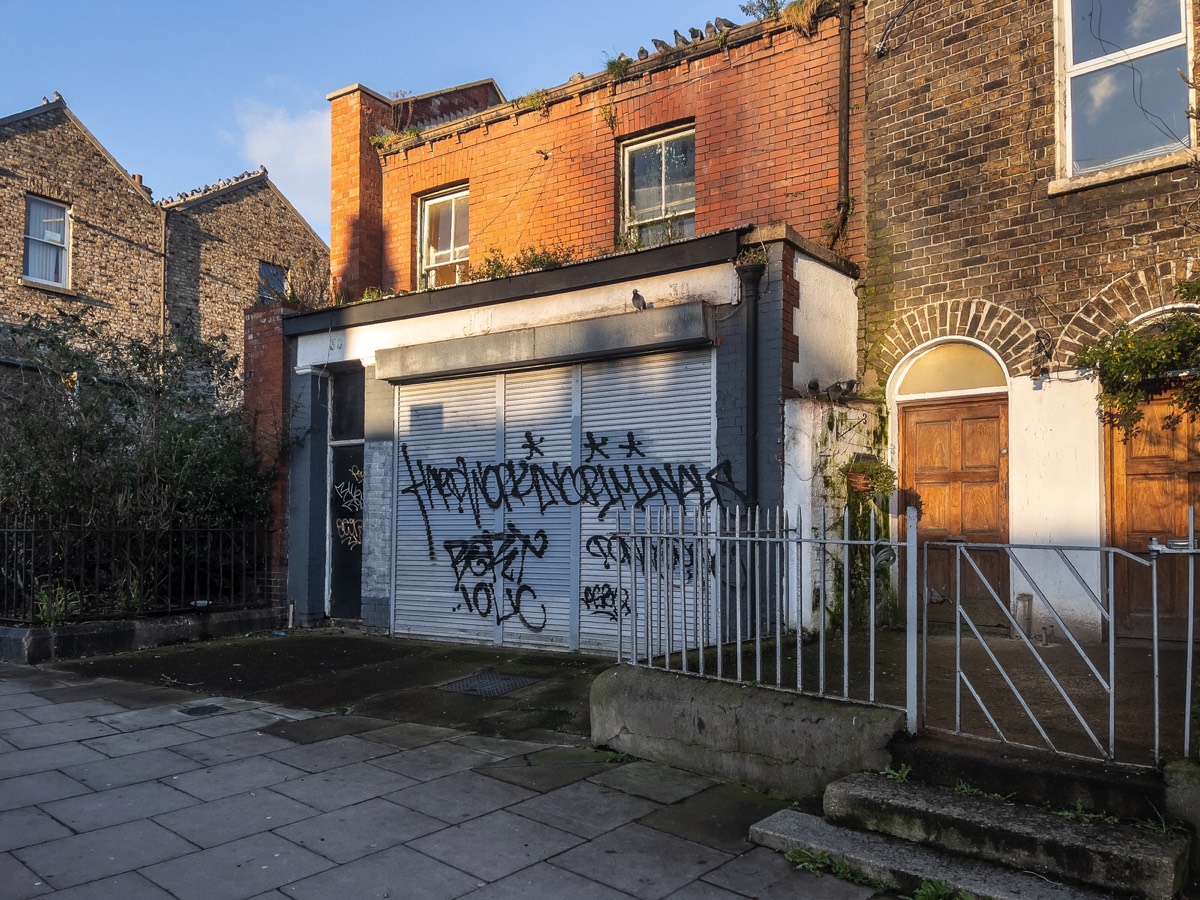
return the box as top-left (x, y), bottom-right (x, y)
top-left (233, 102), bottom-right (330, 241)
top-left (1084, 71), bottom-right (1119, 121)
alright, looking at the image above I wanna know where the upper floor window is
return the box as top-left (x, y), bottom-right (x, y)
top-left (23, 196), bottom-right (69, 288)
top-left (420, 188), bottom-right (468, 288)
top-left (1064, 0), bottom-right (1192, 176)
top-left (258, 261), bottom-right (287, 302)
top-left (623, 128), bottom-right (696, 245)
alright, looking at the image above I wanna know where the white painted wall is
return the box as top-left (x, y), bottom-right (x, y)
top-left (791, 255), bottom-right (859, 392)
top-left (295, 264), bottom-right (735, 371)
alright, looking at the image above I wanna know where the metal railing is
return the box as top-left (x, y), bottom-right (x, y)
top-left (613, 504), bottom-right (1196, 770)
top-left (0, 520), bottom-right (273, 625)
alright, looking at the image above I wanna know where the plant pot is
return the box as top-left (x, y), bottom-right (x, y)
top-left (846, 471), bottom-right (873, 493)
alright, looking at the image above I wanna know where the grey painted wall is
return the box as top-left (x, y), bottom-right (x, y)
top-left (287, 368), bottom-right (328, 626)
top-left (360, 367), bottom-right (393, 632)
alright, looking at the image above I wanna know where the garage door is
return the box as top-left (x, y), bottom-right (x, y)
top-left (393, 349), bottom-right (717, 650)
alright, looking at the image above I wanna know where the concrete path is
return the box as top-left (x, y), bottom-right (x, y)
top-left (0, 662), bottom-right (885, 899)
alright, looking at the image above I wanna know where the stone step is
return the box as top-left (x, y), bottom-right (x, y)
top-left (891, 733), bottom-right (1165, 821)
top-left (751, 809), bottom-right (1120, 900)
top-left (822, 773), bottom-right (1189, 900)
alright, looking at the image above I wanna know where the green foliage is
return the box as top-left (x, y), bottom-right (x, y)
top-left (841, 455), bottom-right (897, 495)
top-left (517, 89), bottom-right (551, 114)
top-left (785, 848), bottom-right (831, 876)
top-left (1076, 282), bottom-right (1200, 436)
top-left (883, 763), bottom-right (911, 782)
top-left (0, 311), bottom-right (275, 530)
top-left (737, 246), bottom-right (768, 267)
top-left (740, 0), bottom-right (783, 18)
top-left (1049, 800), bottom-right (1118, 825)
top-left (903, 879), bottom-right (975, 900)
top-left (605, 751), bottom-right (636, 764)
top-left (604, 54), bottom-right (633, 79)
top-left (34, 585), bottom-right (81, 626)
top-left (953, 780), bottom-right (1014, 804)
top-left (464, 243), bottom-right (577, 282)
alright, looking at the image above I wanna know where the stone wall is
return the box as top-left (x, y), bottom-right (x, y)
top-left (0, 105), bottom-right (163, 339)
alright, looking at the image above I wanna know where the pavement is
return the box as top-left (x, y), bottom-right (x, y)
top-left (0, 631), bottom-right (893, 899)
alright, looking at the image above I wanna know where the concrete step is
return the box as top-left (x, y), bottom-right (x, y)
top-left (750, 809), bottom-right (1119, 900)
top-left (891, 733), bottom-right (1165, 821)
top-left (823, 773), bottom-right (1189, 899)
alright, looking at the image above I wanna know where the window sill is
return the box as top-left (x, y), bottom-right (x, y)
top-left (1048, 150), bottom-right (1193, 197)
top-left (19, 277), bottom-right (75, 297)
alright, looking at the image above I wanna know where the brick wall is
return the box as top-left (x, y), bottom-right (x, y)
top-left (862, 0), bottom-right (1200, 380)
top-left (244, 302), bottom-right (291, 613)
top-left (0, 106), bottom-right (163, 339)
top-left (166, 178), bottom-right (328, 354)
top-left (330, 15), bottom-right (867, 298)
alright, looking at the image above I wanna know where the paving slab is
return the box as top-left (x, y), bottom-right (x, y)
top-left (409, 808), bottom-right (583, 881)
top-left (175, 707), bottom-right (293, 738)
top-left (589, 760), bottom-right (716, 804)
top-left (63, 746), bottom-right (202, 789)
top-left (151, 789), bottom-right (319, 849)
top-left (0, 741), bottom-right (104, 779)
top-left (368, 739), bottom-right (499, 781)
top-left (3, 718), bottom-right (119, 748)
top-left (0, 851), bottom-right (53, 899)
top-left (172, 730), bottom-right (297, 766)
top-left (450, 734), bottom-right (552, 758)
top-left (13, 819), bottom-right (198, 889)
top-left (0, 692), bottom-right (54, 712)
top-left (477, 746), bottom-right (624, 792)
top-left (259, 713), bottom-right (392, 744)
top-left (0, 709), bottom-right (37, 730)
top-left (166, 754), bottom-right (306, 801)
top-left (23, 698), bottom-right (128, 724)
top-left (272, 796), bottom-right (443, 863)
top-left (511, 779), bottom-right (662, 838)
top-left (552, 821), bottom-right (732, 900)
top-left (29, 681), bottom-right (155, 704)
top-left (0, 807), bottom-right (74, 853)
top-left (269, 760), bottom-right (418, 811)
top-left (356, 721), bottom-right (468, 750)
top-left (386, 769), bottom-right (538, 824)
top-left (700, 845), bottom-right (876, 900)
top-left (464, 861), bottom-right (632, 899)
top-left (661, 880), bottom-right (744, 899)
top-left (637, 783), bottom-right (794, 855)
top-left (104, 687), bottom-right (204, 710)
top-left (0, 770), bottom-right (91, 812)
top-left (40, 871), bottom-right (174, 899)
top-left (40, 780), bottom-right (196, 831)
top-left (265, 733), bottom-right (394, 772)
top-left (140, 832), bottom-right (334, 900)
top-left (81, 724), bottom-right (203, 757)
top-left (278, 843), bottom-right (481, 900)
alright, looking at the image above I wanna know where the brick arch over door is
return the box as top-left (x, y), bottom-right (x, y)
top-left (1057, 258), bottom-right (1200, 368)
top-left (870, 300), bottom-right (1035, 378)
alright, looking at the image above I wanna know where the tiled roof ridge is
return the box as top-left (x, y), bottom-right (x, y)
top-left (157, 165), bottom-right (268, 207)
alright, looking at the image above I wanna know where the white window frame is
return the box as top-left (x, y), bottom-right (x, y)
top-left (419, 187), bottom-right (469, 288)
top-left (622, 127), bottom-right (696, 244)
top-left (1056, 0), bottom-right (1194, 186)
top-left (23, 195), bottom-right (70, 289)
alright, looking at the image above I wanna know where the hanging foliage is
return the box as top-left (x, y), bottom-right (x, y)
top-left (1076, 280), bottom-right (1200, 436)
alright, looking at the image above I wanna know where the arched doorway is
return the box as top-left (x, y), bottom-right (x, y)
top-left (893, 341), bottom-right (1010, 630)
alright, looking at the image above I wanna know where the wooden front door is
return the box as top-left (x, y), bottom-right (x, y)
top-left (902, 397), bottom-right (1010, 630)
top-left (1110, 397), bottom-right (1200, 639)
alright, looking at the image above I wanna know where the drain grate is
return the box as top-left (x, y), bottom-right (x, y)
top-left (179, 704), bottom-right (225, 717)
top-left (438, 672), bottom-right (539, 698)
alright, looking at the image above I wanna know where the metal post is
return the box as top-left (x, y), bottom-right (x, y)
top-left (905, 504), bottom-right (919, 734)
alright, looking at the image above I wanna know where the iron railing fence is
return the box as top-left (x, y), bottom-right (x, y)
top-left (0, 519), bottom-right (273, 625)
top-left (613, 504), bottom-right (1196, 770)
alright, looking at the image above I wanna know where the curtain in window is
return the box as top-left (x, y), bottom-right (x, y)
top-left (24, 198), bottom-right (67, 285)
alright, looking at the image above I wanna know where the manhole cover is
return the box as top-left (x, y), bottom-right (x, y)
top-left (438, 672), bottom-right (539, 698)
top-left (179, 704), bottom-right (225, 717)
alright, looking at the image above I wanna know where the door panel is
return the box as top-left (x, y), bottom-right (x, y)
top-left (1110, 396), bottom-right (1200, 639)
top-left (902, 398), bottom-right (1009, 629)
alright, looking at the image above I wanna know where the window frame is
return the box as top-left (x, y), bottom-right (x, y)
top-left (621, 127), bottom-right (697, 245)
top-left (258, 261), bottom-right (288, 302)
top-left (22, 195), bottom-right (70, 290)
top-left (1056, 0), bottom-right (1194, 185)
top-left (418, 187), bottom-right (469, 288)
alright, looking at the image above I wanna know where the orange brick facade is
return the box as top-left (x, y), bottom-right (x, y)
top-left (330, 15), bottom-right (866, 301)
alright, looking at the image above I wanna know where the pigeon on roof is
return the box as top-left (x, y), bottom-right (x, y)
top-left (674, 29), bottom-right (690, 46)
top-left (637, 46), bottom-right (649, 59)
top-left (652, 37), bottom-right (671, 52)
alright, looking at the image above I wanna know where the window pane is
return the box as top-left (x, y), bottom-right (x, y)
top-left (1072, 0), bottom-right (1183, 64)
top-left (452, 195), bottom-right (468, 253)
top-left (27, 197), bottom-right (66, 243)
top-left (24, 238), bottom-right (64, 284)
top-left (663, 135), bottom-right (696, 213)
top-left (1071, 45), bottom-right (1190, 173)
top-left (629, 143), bottom-right (663, 221)
top-left (330, 368), bottom-right (364, 442)
top-left (258, 262), bottom-right (286, 300)
top-left (427, 198), bottom-right (452, 254)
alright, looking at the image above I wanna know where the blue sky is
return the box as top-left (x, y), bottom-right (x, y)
top-left (1, 0), bottom-right (739, 242)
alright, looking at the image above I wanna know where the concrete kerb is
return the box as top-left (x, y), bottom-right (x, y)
top-left (0, 608), bottom-right (281, 664)
top-left (590, 665), bottom-right (904, 800)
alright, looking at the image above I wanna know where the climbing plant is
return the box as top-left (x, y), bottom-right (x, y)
top-left (1075, 279), bottom-right (1200, 436)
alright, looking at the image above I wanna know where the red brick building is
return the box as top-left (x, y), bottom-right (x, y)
top-left (281, 11), bottom-right (867, 644)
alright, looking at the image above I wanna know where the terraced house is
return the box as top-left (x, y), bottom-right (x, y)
top-left (272, 9), bottom-right (869, 646)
